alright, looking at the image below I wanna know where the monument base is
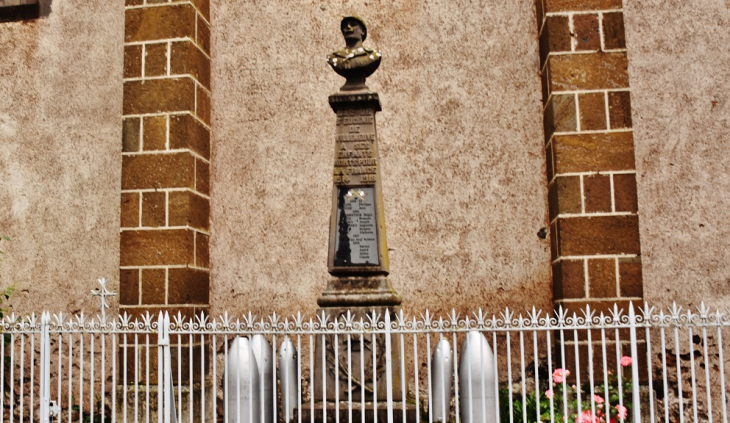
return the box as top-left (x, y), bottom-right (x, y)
top-left (317, 277), bottom-right (401, 307)
top-left (296, 402), bottom-right (418, 423)
top-left (313, 306), bottom-right (403, 402)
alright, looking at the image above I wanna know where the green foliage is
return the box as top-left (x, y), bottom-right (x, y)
top-left (499, 363), bottom-right (634, 423)
top-left (73, 396), bottom-right (112, 423)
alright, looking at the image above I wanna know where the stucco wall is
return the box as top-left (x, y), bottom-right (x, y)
top-left (0, 1), bottom-right (124, 314)
top-left (625, 0), bottom-right (730, 309)
top-left (210, 1), bottom-right (552, 317)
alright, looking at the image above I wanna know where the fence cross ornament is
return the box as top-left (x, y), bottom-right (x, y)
top-left (91, 277), bottom-right (115, 322)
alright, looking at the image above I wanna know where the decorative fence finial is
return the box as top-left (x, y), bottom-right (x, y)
top-left (91, 278), bottom-right (116, 322)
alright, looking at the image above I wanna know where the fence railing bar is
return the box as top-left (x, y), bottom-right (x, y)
top-left (412, 326), bottom-right (420, 423)
top-left (587, 323), bottom-right (596, 423)
top-left (532, 329), bottom-right (539, 423)
top-left (718, 324), bottom-right (728, 423)
top-left (660, 326), bottom-right (669, 423)
top-left (134, 333), bottom-right (138, 423)
top-left (90, 333), bottom-right (95, 423)
top-left (688, 325), bottom-right (699, 422)
top-left (19, 333), bottom-right (24, 423)
top-left (673, 324), bottom-right (684, 423)
top-left (506, 329), bottom-right (513, 423)
top-left (30, 332), bottom-right (35, 423)
top-left (144, 331), bottom-right (149, 423)
top-left (600, 326), bottom-right (610, 423)
top-left (399, 325), bottom-right (406, 423)
top-left (629, 303), bottom-right (641, 423)
top-left (112, 331), bottom-right (117, 423)
top-left (519, 330), bottom-right (527, 423)
top-left (358, 331), bottom-right (364, 423)
top-left (702, 325), bottom-right (713, 423)
top-left (425, 333), bottom-right (432, 423)
top-left (614, 326), bottom-right (624, 423)
top-left (645, 325), bottom-right (655, 423)
top-left (385, 311), bottom-right (393, 423)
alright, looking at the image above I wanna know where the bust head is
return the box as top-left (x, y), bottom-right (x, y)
top-left (341, 16), bottom-right (367, 47)
top-left (328, 15), bottom-right (381, 92)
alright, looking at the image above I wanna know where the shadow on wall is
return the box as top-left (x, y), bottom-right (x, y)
top-left (0, 0), bottom-right (51, 23)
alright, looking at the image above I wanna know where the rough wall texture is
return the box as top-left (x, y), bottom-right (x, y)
top-left (0, 0), bottom-right (124, 314)
top-left (624, 0), bottom-right (730, 309)
top-left (211, 0), bottom-right (552, 318)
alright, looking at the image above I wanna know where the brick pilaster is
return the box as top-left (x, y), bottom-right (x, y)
top-left (538, 0), bottom-right (643, 314)
top-left (120, 0), bottom-right (211, 326)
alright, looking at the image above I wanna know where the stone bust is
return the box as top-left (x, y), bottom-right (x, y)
top-left (327, 16), bottom-right (381, 91)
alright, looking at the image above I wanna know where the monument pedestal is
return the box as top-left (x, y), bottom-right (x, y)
top-left (297, 402), bottom-right (418, 423)
top-left (317, 277), bottom-right (401, 307)
top-left (313, 306), bottom-right (402, 402)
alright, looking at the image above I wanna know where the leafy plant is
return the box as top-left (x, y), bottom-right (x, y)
top-left (500, 357), bottom-right (634, 423)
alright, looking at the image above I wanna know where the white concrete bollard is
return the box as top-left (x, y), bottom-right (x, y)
top-left (251, 335), bottom-right (274, 423)
top-left (226, 337), bottom-right (261, 423)
top-left (459, 331), bottom-right (496, 423)
top-left (278, 336), bottom-right (298, 423)
top-left (431, 338), bottom-right (453, 423)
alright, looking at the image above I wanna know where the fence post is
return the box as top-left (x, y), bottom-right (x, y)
top-left (385, 310), bottom-right (394, 423)
top-left (158, 312), bottom-right (165, 423)
top-left (39, 312), bottom-right (50, 423)
top-left (628, 303), bottom-right (641, 422)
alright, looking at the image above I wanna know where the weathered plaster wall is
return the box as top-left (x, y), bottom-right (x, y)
top-left (211, 0), bottom-right (552, 317)
top-left (625, 0), bottom-right (730, 309)
top-left (0, 1), bottom-right (124, 314)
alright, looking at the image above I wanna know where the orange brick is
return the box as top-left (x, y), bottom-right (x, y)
top-left (168, 191), bottom-right (209, 230)
top-left (169, 114), bottom-right (210, 158)
top-left (545, 142), bottom-right (555, 182)
top-left (553, 259), bottom-right (585, 299)
top-left (608, 91), bottom-right (632, 129)
top-left (122, 117), bottom-right (140, 153)
top-left (578, 92), bottom-right (607, 131)
top-left (123, 78), bottom-right (196, 115)
top-left (613, 173), bottom-right (638, 213)
top-left (120, 229), bottom-right (194, 266)
top-left (539, 15), bottom-right (571, 66)
top-left (144, 42), bottom-right (168, 77)
top-left (141, 191), bottom-right (166, 227)
top-left (122, 152), bottom-right (195, 190)
top-left (196, 158), bottom-right (210, 195)
top-left (553, 132), bottom-right (636, 174)
top-left (141, 268), bottom-right (166, 305)
top-left (548, 175), bottom-right (581, 221)
top-left (196, 233), bottom-right (209, 268)
top-left (583, 174), bottom-right (611, 213)
top-left (171, 40), bottom-right (210, 89)
top-left (120, 269), bottom-right (140, 305)
top-left (196, 15), bottom-right (211, 56)
top-left (573, 14), bottom-right (600, 51)
top-left (557, 215), bottom-right (640, 256)
top-left (124, 45), bottom-right (142, 79)
top-left (588, 258), bottom-right (616, 298)
top-left (619, 256), bottom-right (643, 297)
top-left (548, 53), bottom-right (629, 92)
top-left (168, 268), bottom-right (209, 305)
top-left (544, 0), bottom-right (622, 13)
top-left (544, 93), bottom-right (576, 143)
top-left (126, 0), bottom-right (143, 5)
top-left (191, 0), bottom-right (210, 21)
top-left (143, 115), bottom-right (167, 151)
top-left (125, 4), bottom-right (196, 43)
top-left (196, 85), bottom-right (211, 125)
top-left (602, 12), bottom-right (626, 50)
top-left (121, 192), bottom-right (140, 228)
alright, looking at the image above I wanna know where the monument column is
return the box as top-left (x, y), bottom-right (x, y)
top-left (309, 17), bottom-right (411, 417)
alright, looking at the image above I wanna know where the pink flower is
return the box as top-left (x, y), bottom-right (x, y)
top-left (553, 368), bottom-right (570, 383)
top-left (545, 389), bottom-right (554, 398)
top-left (575, 410), bottom-right (600, 423)
top-left (620, 356), bottom-right (632, 367)
top-left (593, 394), bottom-right (604, 404)
top-left (615, 404), bottom-right (628, 419)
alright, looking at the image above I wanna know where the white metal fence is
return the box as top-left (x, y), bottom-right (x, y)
top-left (1, 302), bottom-right (729, 423)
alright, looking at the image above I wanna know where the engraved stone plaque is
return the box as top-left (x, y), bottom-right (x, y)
top-left (334, 187), bottom-right (379, 266)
